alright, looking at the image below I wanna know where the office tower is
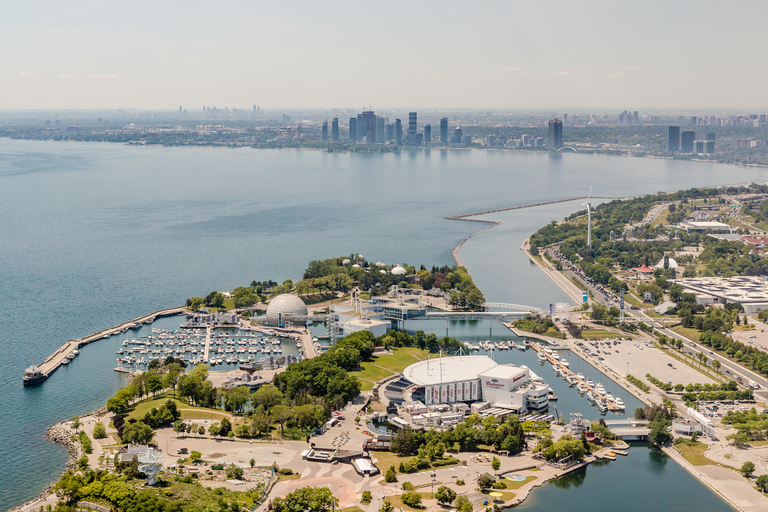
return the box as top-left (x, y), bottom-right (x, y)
top-left (178, 106), bottom-right (182, 114)
top-left (359, 111), bottom-right (376, 144)
top-left (424, 124), bottom-right (431, 145)
top-left (705, 132), bottom-right (715, 154)
top-left (667, 126), bottom-right (680, 152)
top-left (321, 120), bottom-right (328, 141)
top-left (680, 131), bottom-right (695, 153)
top-left (694, 141), bottom-right (705, 154)
top-left (453, 127), bottom-right (462, 144)
top-left (440, 118), bottom-right (448, 144)
top-left (331, 117), bottom-right (339, 141)
top-left (395, 119), bottom-right (403, 145)
top-left (633, 111), bottom-right (639, 124)
top-left (690, 116), bottom-right (698, 125)
top-left (295, 123), bottom-right (302, 140)
top-left (349, 117), bottom-right (357, 142)
top-left (408, 112), bottom-right (417, 143)
top-left (521, 134), bottom-right (530, 147)
top-left (376, 117), bottom-right (386, 143)
top-left (548, 118), bottom-right (563, 149)
top-left (386, 123), bottom-right (395, 142)
top-left (563, 113), bottom-right (568, 124)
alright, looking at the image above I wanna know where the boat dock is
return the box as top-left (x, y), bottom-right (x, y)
top-left (530, 342), bottom-right (624, 413)
top-left (30, 306), bottom-right (187, 384)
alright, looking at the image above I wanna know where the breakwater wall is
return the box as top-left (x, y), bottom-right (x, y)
top-left (33, 305), bottom-right (188, 382)
top-left (446, 196), bottom-right (621, 267)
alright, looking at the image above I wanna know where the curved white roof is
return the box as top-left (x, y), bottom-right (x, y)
top-left (655, 257), bottom-right (678, 269)
top-left (391, 266), bottom-right (407, 275)
top-left (342, 258), bottom-right (351, 266)
top-left (403, 355), bottom-right (499, 386)
top-left (266, 294), bottom-right (307, 326)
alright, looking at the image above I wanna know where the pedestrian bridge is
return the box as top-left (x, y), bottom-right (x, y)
top-left (483, 302), bottom-right (545, 314)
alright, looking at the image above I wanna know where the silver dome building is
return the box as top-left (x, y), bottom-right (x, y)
top-left (266, 294), bottom-right (308, 326)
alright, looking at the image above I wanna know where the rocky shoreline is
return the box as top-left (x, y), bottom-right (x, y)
top-left (6, 423), bottom-right (83, 512)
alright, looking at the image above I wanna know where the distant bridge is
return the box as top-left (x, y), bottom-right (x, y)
top-left (482, 302), bottom-right (545, 314)
top-left (556, 146), bottom-right (578, 153)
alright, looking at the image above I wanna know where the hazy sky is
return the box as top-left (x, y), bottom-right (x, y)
top-left (3, 0), bottom-right (767, 110)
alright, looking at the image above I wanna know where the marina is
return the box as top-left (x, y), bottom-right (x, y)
top-left (530, 342), bottom-right (626, 413)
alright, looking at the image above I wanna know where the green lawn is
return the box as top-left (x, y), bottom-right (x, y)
top-left (674, 440), bottom-right (717, 466)
top-left (580, 329), bottom-right (629, 340)
top-left (481, 489), bottom-right (517, 502)
top-left (503, 475), bottom-right (537, 490)
top-left (349, 347), bottom-right (428, 385)
top-left (126, 394), bottom-right (226, 422)
top-left (669, 325), bottom-right (701, 342)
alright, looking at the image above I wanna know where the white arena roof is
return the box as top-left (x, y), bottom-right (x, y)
top-left (479, 364), bottom-right (526, 381)
top-left (403, 355), bottom-right (500, 386)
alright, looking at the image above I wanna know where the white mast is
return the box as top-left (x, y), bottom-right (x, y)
top-left (583, 186), bottom-right (593, 252)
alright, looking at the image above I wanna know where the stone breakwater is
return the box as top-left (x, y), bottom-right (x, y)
top-left (6, 424), bottom-right (81, 512)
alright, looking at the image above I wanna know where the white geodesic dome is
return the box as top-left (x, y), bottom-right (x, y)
top-left (266, 294), bottom-right (308, 326)
top-left (391, 266), bottom-right (407, 276)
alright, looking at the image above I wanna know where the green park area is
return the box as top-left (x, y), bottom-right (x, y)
top-left (673, 438), bottom-right (718, 466)
top-left (348, 347), bottom-right (428, 390)
top-left (580, 328), bottom-right (630, 340)
top-left (126, 394), bottom-right (231, 423)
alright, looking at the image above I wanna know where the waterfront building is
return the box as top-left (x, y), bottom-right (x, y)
top-left (705, 132), bottom-right (715, 154)
top-left (376, 117), bottom-right (386, 143)
top-left (440, 118), bottom-right (448, 144)
top-left (360, 111), bottom-right (377, 144)
top-left (452, 126), bottom-right (462, 144)
top-left (681, 130), bottom-right (695, 153)
top-left (401, 355), bottom-right (549, 413)
top-left (395, 119), bottom-right (402, 145)
top-left (408, 112), bottom-right (417, 143)
top-left (694, 140), bottom-right (704, 154)
top-left (321, 120), bottom-right (328, 141)
top-left (331, 116), bottom-right (339, 141)
top-left (548, 118), bottom-right (563, 149)
top-left (424, 124), bottom-right (431, 145)
top-left (667, 126), bottom-right (680, 152)
top-left (349, 117), bottom-right (357, 142)
top-left (386, 123), bottom-right (395, 142)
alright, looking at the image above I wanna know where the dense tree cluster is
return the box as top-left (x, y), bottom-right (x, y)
top-left (513, 314), bottom-right (565, 338)
top-left (699, 330), bottom-right (768, 376)
top-left (271, 486), bottom-right (338, 512)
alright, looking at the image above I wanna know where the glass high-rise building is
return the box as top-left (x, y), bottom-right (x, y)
top-left (408, 112), bottom-right (417, 143)
top-left (548, 119), bottom-right (563, 149)
top-left (395, 119), bottom-right (402, 145)
top-left (321, 121), bottom-right (328, 141)
top-left (440, 118), bottom-right (448, 143)
top-left (424, 124), bottom-right (431, 145)
top-left (331, 117), bottom-right (339, 141)
top-left (667, 126), bottom-right (680, 152)
top-left (681, 131), bottom-right (695, 153)
top-left (349, 117), bottom-right (357, 142)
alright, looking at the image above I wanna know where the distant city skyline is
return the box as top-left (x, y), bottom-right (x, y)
top-left (2, 1), bottom-right (768, 110)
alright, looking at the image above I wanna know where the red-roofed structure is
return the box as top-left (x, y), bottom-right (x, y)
top-left (633, 264), bottom-right (654, 274)
top-left (739, 236), bottom-right (768, 248)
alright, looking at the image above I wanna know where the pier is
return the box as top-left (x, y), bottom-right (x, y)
top-left (31, 306), bottom-right (187, 384)
top-left (530, 342), bottom-right (624, 413)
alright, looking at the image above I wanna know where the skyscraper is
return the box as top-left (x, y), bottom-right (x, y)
top-left (331, 117), bottom-right (339, 141)
top-left (440, 118), bottom-right (448, 144)
top-left (395, 119), bottom-right (402, 145)
top-left (376, 117), bottom-right (386, 143)
top-left (349, 117), bottom-right (357, 142)
top-left (667, 126), bottom-right (680, 152)
top-left (408, 112), bottom-right (417, 144)
top-left (705, 132), bottom-right (715, 154)
top-left (359, 111), bottom-right (377, 144)
top-left (321, 120), bottom-right (328, 141)
top-left (452, 127), bottom-right (462, 144)
top-left (548, 119), bottom-right (563, 149)
top-left (681, 131), bottom-right (695, 153)
top-left (424, 124), bottom-right (431, 145)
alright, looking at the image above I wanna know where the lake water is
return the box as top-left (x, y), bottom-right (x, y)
top-left (1, 140), bottom-right (755, 510)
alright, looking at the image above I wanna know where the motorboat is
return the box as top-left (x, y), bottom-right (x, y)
top-left (576, 373), bottom-right (585, 380)
top-left (596, 400), bottom-right (609, 413)
top-left (586, 391), bottom-right (597, 403)
top-left (560, 358), bottom-right (569, 368)
top-left (577, 383), bottom-right (587, 394)
top-left (537, 351), bottom-right (547, 362)
top-left (23, 366), bottom-right (47, 386)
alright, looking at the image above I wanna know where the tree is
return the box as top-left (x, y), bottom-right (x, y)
top-left (390, 428), bottom-right (420, 456)
top-left (491, 456), bottom-right (501, 474)
top-left (198, 425), bottom-right (205, 437)
top-left (272, 486), bottom-right (338, 512)
top-left (732, 433), bottom-right (750, 448)
top-left (401, 493), bottom-right (422, 508)
top-left (454, 495), bottom-right (473, 512)
top-left (384, 465), bottom-right (397, 483)
top-left (271, 405), bottom-right (290, 436)
top-left (92, 422), bottom-right (106, 439)
top-left (190, 451), bottom-right (202, 462)
top-left (71, 416), bottom-right (80, 432)
top-left (477, 474), bottom-right (495, 490)
top-left (121, 421), bottom-right (154, 445)
top-left (208, 422), bottom-right (221, 437)
top-left (436, 486), bottom-right (456, 505)
top-left (225, 386), bottom-right (251, 413)
top-left (741, 461), bottom-right (756, 478)
top-left (173, 420), bottom-right (185, 437)
top-left (250, 458), bottom-right (256, 468)
top-left (379, 501), bottom-right (394, 512)
top-left (648, 420), bottom-right (671, 446)
top-left (226, 464), bottom-right (245, 480)
top-left (361, 491), bottom-right (372, 504)
top-left (251, 384), bottom-right (284, 411)
top-left (756, 474), bottom-right (768, 493)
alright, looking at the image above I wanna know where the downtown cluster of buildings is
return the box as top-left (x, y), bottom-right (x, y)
top-left (666, 126), bottom-right (717, 154)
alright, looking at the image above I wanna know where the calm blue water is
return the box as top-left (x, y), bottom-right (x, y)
top-left (1, 140), bottom-right (755, 510)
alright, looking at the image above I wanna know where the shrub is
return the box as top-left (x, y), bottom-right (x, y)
top-left (477, 474), bottom-right (495, 490)
top-left (401, 493), bottom-right (422, 508)
top-left (456, 479), bottom-right (465, 485)
top-left (92, 422), bottom-right (106, 439)
top-left (492, 481), bottom-right (507, 489)
top-left (361, 491), bottom-right (372, 504)
top-left (384, 465), bottom-right (397, 483)
top-left (226, 464), bottom-right (244, 480)
top-left (78, 431), bottom-right (92, 454)
top-left (401, 481), bottom-right (414, 491)
top-left (279, 468), bottom-right (293, 475)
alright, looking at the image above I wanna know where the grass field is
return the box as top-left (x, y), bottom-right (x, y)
top-left (348, 347), bottom-right (428, 386)
top-left (503, 475), bottom-right (537, 489)
top-left (126, 394), bottom-right (228, 422)
top-left (674, 440), bottom-right (717, 466)
top-left (669, 325), bottom-right (701, 342)
top-left (481, 489), bottom-right (517, 502)
top-left (580, 329), bottom-right (629, 340)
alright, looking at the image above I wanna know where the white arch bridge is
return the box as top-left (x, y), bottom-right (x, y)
top-left (482, 302), bottom-right (545, 314)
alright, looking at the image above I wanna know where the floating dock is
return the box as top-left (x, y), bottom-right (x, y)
top-left (530, 342), bottom-right (624, 413)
